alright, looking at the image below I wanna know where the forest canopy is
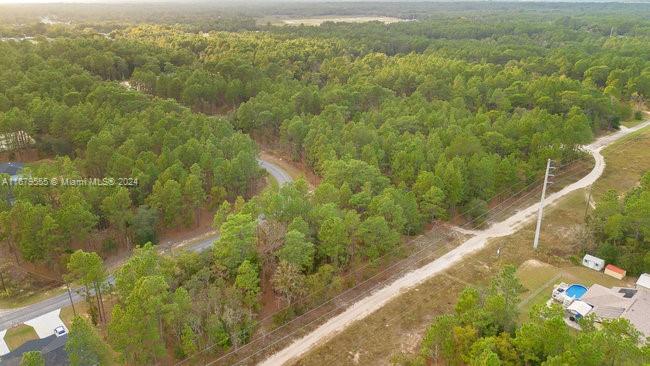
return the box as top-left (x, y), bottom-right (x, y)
top-left (1, 5), bottom-right (650, 363)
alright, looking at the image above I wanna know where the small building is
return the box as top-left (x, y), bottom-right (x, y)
top-left (567, 300), bottom-right (593, 321)
top-left (0, 162), bottom-right (23, 182)
top-left (604, 264), bottom-right (627, 280)
top-left (582, 254), bottom-right (605, 271)
top-left (637, 273), bottom-right (650, 290)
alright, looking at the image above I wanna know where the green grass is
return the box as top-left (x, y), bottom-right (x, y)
top-left (4, 324), bottom-right (38, 350)
top-left (596, 126), bottom-right (650, 197)
top-left (516, 260), bottom-right (632, 319)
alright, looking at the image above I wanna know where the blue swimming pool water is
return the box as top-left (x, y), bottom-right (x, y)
top-left (566, 284), bottom-right (588, 299)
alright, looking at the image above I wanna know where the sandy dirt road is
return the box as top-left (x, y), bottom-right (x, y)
top-left (259, 121), bottom-right (650, 366)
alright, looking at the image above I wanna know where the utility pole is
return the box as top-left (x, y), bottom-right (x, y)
top-left (0, 269), bottom-right (6, 295)
top-left (533, 159), bottom-right (553, 250)
top-left (584, 185), bottom-right (593, 221)
top-left (66, 282), bottom-right (77, 317)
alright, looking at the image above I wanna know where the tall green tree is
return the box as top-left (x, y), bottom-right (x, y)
top-left (214, 213), bottom-right (257, 273)
top-left (235, 260), bottom-right (261, 308)
top-left (276, 229), bottom-right (315, 271)
top-left (101, 187), bottom-right (133, 245)
top-left (66, 250), bottom-right (108, 324)
top-left (66, 316), bottom-right (112, 366)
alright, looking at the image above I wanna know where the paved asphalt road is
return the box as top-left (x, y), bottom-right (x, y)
top-left (0, 158), bottom-right (292, 331)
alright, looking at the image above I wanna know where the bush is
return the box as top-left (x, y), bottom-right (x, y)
top-left (464, 198), bottom-right (489, 227)
top-left (634, 110), bottom-right (644, 120)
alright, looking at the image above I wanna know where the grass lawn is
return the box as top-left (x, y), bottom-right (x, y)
top-left (295, 127), bottom-right (650, 366)
top-left (595, 126), bottom-right (650, 196)
top-left (516, 259), bottom-right (632, 320)
top-left (60, 303), bottom-right (86, 328)
top-left (4, 324), bottom-right (38, 351)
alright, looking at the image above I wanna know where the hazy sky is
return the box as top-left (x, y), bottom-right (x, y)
top-left (0, 0), bottom-right (324, 3)
top-left (0, 0), bottom-right (299, 3)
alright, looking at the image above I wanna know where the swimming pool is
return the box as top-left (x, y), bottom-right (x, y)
top-left (566, 284), bottom-right (588, 299)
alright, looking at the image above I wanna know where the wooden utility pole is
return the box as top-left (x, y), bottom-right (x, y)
top-left (0, 269), bottom-right (6, 294)
top-left (584, 186), bottom-right (593, 221)
top-left (533, 159), bottom-right (553, 250)
top-left (66, 282), bottom-right (77, 317)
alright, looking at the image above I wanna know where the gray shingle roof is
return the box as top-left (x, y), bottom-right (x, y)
top-left (0, 334), bottom-right (68, 366)
top-left (0, 162), bottom-right (23, 176)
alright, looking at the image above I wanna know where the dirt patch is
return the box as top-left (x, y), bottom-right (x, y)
top-left (519, 258), bottom-right (549, 269)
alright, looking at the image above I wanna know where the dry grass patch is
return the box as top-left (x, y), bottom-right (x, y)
top-left (596, 126), bottom-right (650, 196)
top-left (4, 324), bottom-right (38, 350)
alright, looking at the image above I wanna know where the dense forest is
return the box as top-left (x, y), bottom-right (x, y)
top-left (0, 40), bottom-right (262, 265)
top-left (1, 3), bottom-right (650, 364)
top-left (589, 171), bottom-right (650, 276)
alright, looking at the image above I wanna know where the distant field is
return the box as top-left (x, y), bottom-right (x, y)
top-left (280, 16), bottom-right (407, 26)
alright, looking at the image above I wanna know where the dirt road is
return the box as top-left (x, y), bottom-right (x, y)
top-left (259, 121), bottom-right (650, 366)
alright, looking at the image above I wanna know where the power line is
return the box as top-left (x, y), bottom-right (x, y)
top-left (223, 161), bottom-right (601, 365)
top-left (177, 126), bottom-right (649, 366)
top-left (178, 158), bottom-right (595, 366)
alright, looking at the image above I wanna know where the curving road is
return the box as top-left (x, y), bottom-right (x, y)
top-left (259, 121), bottom-right (650, 366)
top-left (258, 158), bottom-right (293, 186)
top-left (0, 158), bottom-right (292, 331)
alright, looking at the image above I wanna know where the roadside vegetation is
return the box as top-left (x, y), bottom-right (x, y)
top-left (298, 124), bottom-right (650, 366)
top-left (406, 266), bottom-right (649, 366)
top-left (405, 174), bottom-right (650, 365)
top-left (588, 172), bottom-right (650, 276)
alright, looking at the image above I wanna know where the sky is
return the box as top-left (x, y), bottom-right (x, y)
top-left (0, 0), bottom-right (314, 3)
top-left (0, 0), bottom-right (645, 4)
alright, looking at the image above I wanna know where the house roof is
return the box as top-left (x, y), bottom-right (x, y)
top-left (605, 264), bottom-right (626, 274)
top-left (568, 300), bottom-right (593, 316)
top-left (622, 289), bottom-right (650, 338)
top-left (637, 274), bottom-right (650, 290)
top-left (0, 162), bottom-right (23, 176)
top-left (581, 284), bottom-right (650, 338)
top-left (0, 334), bottom-right (68, 366)
top-left (581, 284), bottom-right (635, 319)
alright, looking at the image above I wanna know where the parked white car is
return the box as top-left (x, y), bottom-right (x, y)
top-left (54, 326), bottom-right (67, 337)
